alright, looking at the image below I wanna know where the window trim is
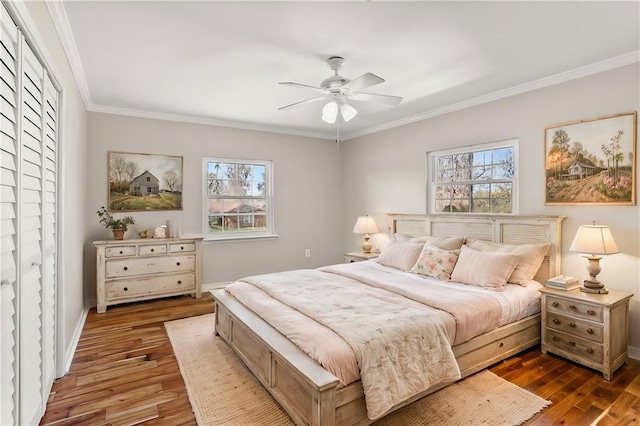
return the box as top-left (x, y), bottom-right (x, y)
top-left (202, 157), bottom-right (276, 241)
top-left (426, 139), bottom-right (519, 215)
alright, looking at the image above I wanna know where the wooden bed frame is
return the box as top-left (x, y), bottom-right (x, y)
top-left (213, 214), bottom-right (565, 426)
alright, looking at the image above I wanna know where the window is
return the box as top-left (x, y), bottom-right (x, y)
top-left (203, 157), bottom-right (274, 239)
top-left (427, 140), bottom-right (517, 214)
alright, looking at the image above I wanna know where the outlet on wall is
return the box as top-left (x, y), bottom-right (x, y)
top-left (305, 249), bottom-right (311, 257)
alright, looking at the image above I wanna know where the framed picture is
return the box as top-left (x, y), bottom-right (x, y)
top-left (544, 111), bottom-right (637, 205)
top-left (108, 151), bottom-right (183, 211)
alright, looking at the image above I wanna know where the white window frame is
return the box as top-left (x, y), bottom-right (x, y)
top-left (202, 157), bottom-right (276, 241)
top-left (427, 139), bottom-right (519, 214)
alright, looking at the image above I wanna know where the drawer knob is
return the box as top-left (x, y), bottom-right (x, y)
top-left (551, 302), bottom-right (559, 308)
top-left (586, 348), bottom-right (594, 354)
top-left (151, 248), bottom-right (154, 252)
top-left (569, 305), bottom-right (577, 310)
top-left (123, 266), bottom-right (128, 271)
top-left (119, 250), bottom-right (123, 254)
top-left (570, 322), bottom-right (576, 328)
top-left (176, 262), bottom-right (181, 266)
top-left (569, 341), bottom-right (576, 346)
top-left (553, 319), bottom-right (560, 325)
top-left (177, 280), bottom-right (182, 284)
top-left (180, 246), bottom-right (184, 250)
top-left (587, 328), bottom-right (594, 334)
top-left (587, 310), bottom-right (596, 316)
top-left (553, 336), bottom-right (560, 341)
top-left (124, 287), bottom-right (128, 291)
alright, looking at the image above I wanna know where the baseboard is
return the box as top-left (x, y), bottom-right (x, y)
top-left (62, 306), bottom-right (89, 375)
top-left (203, 281), bottom-right (233, 292)
top-left (629, 345), bottom-right (640, 360)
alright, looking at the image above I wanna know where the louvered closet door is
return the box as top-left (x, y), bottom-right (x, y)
top-left (0, 6), bottom-right (19, 425)
top-left (20, 42), bottom-right (45, 426)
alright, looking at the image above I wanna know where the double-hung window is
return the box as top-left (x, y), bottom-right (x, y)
top-left (203, 157), bottom-right (274, 239)
top-left (427, 140), bottom-right (518, 214)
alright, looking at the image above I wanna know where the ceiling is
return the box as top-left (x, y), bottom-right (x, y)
top-left (53, 1), bottom-right (639, 140)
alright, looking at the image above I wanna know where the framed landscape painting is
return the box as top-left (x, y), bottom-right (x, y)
top-left (108, 151), bottom-right (183, 211)
top-left (544, 112), bottom-right (637, 205)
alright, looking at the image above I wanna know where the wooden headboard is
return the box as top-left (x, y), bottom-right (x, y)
top-left (388, 214), bottom-right (565, 284)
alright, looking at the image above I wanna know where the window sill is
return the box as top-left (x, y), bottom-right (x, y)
top-left (203, 234), bottom-right (279, 243)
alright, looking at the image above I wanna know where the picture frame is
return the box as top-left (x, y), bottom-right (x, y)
top-left (544, 111), bottom-right (637, 205)
top-left (108, 151), bottom-right (183, 211)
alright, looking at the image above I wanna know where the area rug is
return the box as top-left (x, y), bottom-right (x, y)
top-left (166, 314), bottom-right (550, 425)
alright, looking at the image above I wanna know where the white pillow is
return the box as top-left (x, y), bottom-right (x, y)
top-left (450, 245), bottom-right (519, 291)
top-left (411, 242), bottom-right (460, 281)
top-left (376, 240), bottom-right (424, 271)
top-left (465, 239), bottom-right (550, 285)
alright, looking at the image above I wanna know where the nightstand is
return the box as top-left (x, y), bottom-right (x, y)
top-left (540, 287), bottom-right (633, 380)
top-left (344, 252), bottom-right (379, 263)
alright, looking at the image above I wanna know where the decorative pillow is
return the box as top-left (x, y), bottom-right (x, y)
top-left (376, 240), bottom-right (424, 271)
top-left (410, 242), bottom-right (460, 281)
top-left (450, 245), bottom-right (519, 291)
top-left (465, 239), bottom-right (550, 285)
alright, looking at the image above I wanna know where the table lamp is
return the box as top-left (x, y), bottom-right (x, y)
top-left (569, 222), bottom-right (619, 294)
top-left (353, 215), bottom-right (379, 253)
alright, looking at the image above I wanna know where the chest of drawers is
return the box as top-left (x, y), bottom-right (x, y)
top-left (540, 287), bottom-right (632, 380)
top-left (94, 237), bottom-right (203, 313)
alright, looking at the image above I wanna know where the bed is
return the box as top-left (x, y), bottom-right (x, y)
top-left (213, 214), bottom-right (564, 426)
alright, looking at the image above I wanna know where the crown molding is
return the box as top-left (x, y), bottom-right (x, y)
top-left (46, 0), bottom-right (92, 108)
top-left (342, 51), bottom-right (640, 141)
top-left (87, 104), bottom-right (332, 141)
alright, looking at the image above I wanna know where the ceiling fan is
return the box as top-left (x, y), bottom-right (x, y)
top-left (278, 56), bottom-right (403, 124)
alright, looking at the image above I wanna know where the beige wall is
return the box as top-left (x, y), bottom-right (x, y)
top-left (20, 1), bottom-right (89, 371)
top-left (341, 63), bottom-right (640, 352)
top-left (84, 113), bottom-right (343, 301)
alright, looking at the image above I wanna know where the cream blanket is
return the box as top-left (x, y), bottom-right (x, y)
top-left (241, 269), bottom-right (461, 420)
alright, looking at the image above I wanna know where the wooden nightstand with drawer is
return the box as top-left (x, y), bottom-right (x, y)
top-left (344, 252), bottom-right (379, 263)
top-left (540, 287), bottom-right (633, 380)
top-left (94, 237), bottom-right (203, 313)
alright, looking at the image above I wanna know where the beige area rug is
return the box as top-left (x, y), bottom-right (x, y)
top-left (166, 314), bottom-right (550, 425)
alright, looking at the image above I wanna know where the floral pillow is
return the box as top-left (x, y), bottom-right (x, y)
top-left (411, 242), bottom-right (460, 281)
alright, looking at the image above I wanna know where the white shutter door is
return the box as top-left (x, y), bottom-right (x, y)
top-left (19, 42), bottom-right (45, 426)
top-left (41, 72), bottom-right (57, 397)
top-left (0, 6), bottom-right (20, 425)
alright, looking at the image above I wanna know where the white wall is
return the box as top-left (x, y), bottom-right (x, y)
top-left (84, 113), bottom-right (343, 301)
top-left (20, 1), bottom-right (89, 372)
top-left (341, 64), bottom-right (640, 351)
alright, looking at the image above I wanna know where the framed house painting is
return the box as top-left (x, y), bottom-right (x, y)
top-left (544, 111), bottom-right (637, 205)
top-left (108, 151), bottom-right (183, 211)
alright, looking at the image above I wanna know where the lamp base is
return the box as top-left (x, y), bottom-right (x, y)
top-left (580, 278), bottom-right (609, 294)
top-left (361, 235), bottom-right (372, 253)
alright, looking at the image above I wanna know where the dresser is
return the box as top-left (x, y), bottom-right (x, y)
top-left (94, 237), bottom-right (204, 313)
top-left (540, 287), bottom-right (632, 380)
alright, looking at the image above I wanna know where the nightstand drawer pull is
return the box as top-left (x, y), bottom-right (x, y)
top-left (570, 322), bottom-right (576, 328)
top-left (569, 305), bottom-right (577, 310)
top-left (569, 341), bottom-right (576, 346)
top-left (177, 280), bottom-right (182, 284)
top-left (587, 328), bottom-right (594, 334)
top-left (553, 319), bottom-right (560, 325)
top-left (124, 287), bottom-right (128, 291)
top-left (587, 310), bottom-right (596, 315)
top-left (553, 336), bottom-right (560, 342)
top-left (586, 348), bottom-right (595, 354)
top-left (552, 302), bottom-right (559, 308)
top-left (123, 266), bottom-right (128, 271)
top-left (350, 259), bottom-right (355, 263)
top-left (176, 262), bottom-right (181, 266)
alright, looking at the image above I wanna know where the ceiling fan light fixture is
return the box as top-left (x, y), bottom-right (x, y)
top-left (340, 103), bottom-right (358, 122)
top-left (322, 101), bottom-right (339, 123)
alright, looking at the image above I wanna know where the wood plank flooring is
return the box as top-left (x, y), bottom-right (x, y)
top-left (41, 294), bottom-right (639, 425)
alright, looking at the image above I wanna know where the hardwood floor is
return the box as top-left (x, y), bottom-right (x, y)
top-left (41, 294), bottom-right (639, 425)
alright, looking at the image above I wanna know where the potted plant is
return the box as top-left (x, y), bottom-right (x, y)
top-left (97, 206), bottom-right (135, 240)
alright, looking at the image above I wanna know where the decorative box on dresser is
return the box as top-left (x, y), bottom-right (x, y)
top-left (540, 287), bottom-right (633, 380)
top-left (93, 237), bottom-right (204, 313)
top-left (344, 252), bottom-right (379, 263)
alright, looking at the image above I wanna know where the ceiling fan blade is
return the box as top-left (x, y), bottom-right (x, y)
top-left (342, 73), bottom-right (384, 92)
top-left (348, 92), bottom-right (403, 106)
top-left (278, 96), bottom-right (327, 111)
top-left (279, 82), bottom-right (328, 94)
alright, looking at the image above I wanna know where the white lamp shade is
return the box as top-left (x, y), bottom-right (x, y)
top-left (569, 224), bottom-right (619, 255)
top-left (322, 101), bottom-right (338, 123)
top-left (353, 215), bottom-right (379, 234)
top-left (340, 103), bottom-right (358, 122)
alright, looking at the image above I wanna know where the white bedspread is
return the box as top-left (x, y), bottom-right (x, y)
top-left (240, 269), bottom-right (461, 420)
